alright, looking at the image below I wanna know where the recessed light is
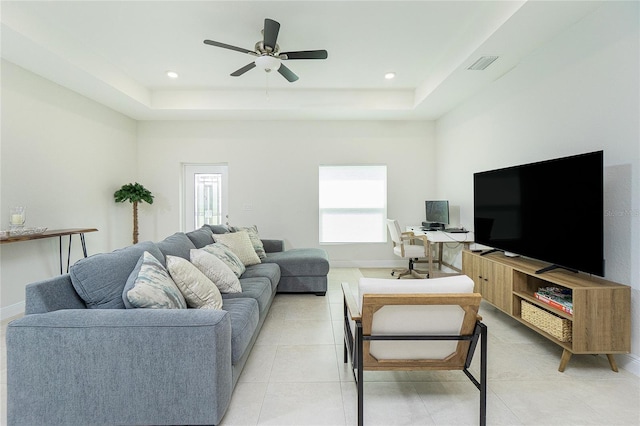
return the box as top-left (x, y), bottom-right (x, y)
top-left (384, 72), bottom-right (396, 80)
top-left (166, 71), bottom-right (179, 79)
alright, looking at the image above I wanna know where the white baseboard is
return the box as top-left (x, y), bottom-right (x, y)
top-left (1, 301), bottom-right (25, 321)
top-left (616, 353), bottom-right (640, 377)
top-left (330, 260), bottom-right (407, 268)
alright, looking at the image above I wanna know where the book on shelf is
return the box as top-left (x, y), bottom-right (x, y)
top-left (534, 292), bottom-right (573, 315)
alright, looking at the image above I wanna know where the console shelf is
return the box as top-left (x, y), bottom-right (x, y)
top-left (462, 249), bottom-right (631, 372)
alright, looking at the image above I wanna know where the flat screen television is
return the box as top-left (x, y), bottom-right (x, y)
top-left (425, 200), bottom-right (449, 229)
top-left (473, 151), bottom-right (604, 276)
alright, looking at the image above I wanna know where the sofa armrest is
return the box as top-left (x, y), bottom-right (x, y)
top-left (262, 239), bottom-right (284, 253)
top-left (7, 308), bottom-right (233, 426)
top-left (25, 274), bottom-right (86, 314)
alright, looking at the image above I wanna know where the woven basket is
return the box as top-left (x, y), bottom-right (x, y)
top-left (521, 301), bottom-right (572, 342)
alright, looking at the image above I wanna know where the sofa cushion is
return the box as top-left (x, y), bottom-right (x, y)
top-left (200, 243), bottom-right (246, 277)
top-left (156, 232), bottom-right (197, 260)
top-left (122, 251), bottom-right (187, 309)
top-left (185, 226), bottom-right (215, 248)
top-left (222, 277), bottom-right (272, 316)
top-left (214, 231), bottom-right (261, 266)
top-left (70, 241), bottom-right (164, 309)
top-left (262, 248), bottom-right (329, 277)
top-left (190, 249), bottom-right (242, 294)
top-left (241, 263), bottom-right (281, 292)
top-left (230, 225), bottom-right (266, 259)
top-left (222, 298), bottom-right (259, 364)
top-left (166, 256), bottom-right (223, 310)
top-left (204, 224), bottom-right (230, 235)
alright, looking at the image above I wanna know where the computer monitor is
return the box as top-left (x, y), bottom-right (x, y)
top-left (425, 200), bottom-right (449, 229)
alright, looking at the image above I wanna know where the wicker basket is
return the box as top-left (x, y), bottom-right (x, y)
top-left (521, 301), bottom-right (572, 342)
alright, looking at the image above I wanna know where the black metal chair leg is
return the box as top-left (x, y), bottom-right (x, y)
top-left (357, 323), bottom-right (364, 426)
top-left (480, 322), bottom-right (488, 426)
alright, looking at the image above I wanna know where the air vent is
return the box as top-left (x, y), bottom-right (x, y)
top-left (467, 56), bottom-right (499, 71)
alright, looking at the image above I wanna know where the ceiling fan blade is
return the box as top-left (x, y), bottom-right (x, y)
top-left (204, 39), bottom-right (254, 55)
top-left (263, 18), bottom-right (280, 51)
top-left (231, 62), bottom-right (256, 77)
top-left (277, 64), bottom-right (299, 82)
top-left (280, 50), bottom-right (328, 60)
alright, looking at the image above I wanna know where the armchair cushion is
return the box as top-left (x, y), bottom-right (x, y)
top-left (393, 243), bottom-right (427, 258)
top-left (357, 275), bottom-right (475, 360)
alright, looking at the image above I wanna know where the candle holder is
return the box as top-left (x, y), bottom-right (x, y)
top-left (9, 206), bottom-right (26, 230)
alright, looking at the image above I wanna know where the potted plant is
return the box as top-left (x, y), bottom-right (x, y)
top-left (114, 182), bottom-right (154, 244)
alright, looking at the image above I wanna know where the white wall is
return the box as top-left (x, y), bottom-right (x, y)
top-left (136, 120), bottom-right (436, 266)
top-left (0, 61), bottom-right (138, 318)
top-left (435, 2), bottom-right (640, 372)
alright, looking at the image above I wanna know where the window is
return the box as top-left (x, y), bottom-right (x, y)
top-left (319, 165), bottom-right (387, 243)
top-left (183, 164), bottom-right (228, 231)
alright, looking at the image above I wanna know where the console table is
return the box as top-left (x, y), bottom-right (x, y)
top-left (1, 228), bottom-right (98, 274)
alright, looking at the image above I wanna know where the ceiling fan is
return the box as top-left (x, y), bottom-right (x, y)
top-left (204, 18), bottom-right (328, 82)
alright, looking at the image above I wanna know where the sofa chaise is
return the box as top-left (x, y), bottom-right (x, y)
top-left (6, 225), bottom-right (329, 425)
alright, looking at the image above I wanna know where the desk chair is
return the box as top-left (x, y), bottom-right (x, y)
top-left (342, 276), bottom-right (487, 426)
top-left (386, 219), bottom-right (430, 278)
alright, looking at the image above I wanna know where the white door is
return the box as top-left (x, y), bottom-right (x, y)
top-left (183, 164), bottom-right (228, 231)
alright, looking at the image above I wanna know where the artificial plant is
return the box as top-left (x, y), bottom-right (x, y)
top-left (114, 182), bottom-right (154, 244)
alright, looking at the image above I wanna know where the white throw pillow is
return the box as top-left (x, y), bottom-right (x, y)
top-left (200, 243), bottom-right (246, 277)
top-left (213, 230), bottom-right (261, 266)
top-left (123, 251), bottom-right (187, 309)
top-left (166, 255), bottom-right (223, 310)
top-left (190, 249), bottom-right (242, 294)
top-left (230, 225), bottom-right (266, 259)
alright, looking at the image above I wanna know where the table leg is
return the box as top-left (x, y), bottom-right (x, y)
top-left (428, 241), bottom-right (433, 278)
top-left (80, 233), bottom-right (88, 257)
top-left (67, 235), bottom-right (72, 273)
top-left (58, 236), bottom-right (63, 275)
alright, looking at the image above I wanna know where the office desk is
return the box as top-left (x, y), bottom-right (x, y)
top-left (406, 226), bottom-right (474, 277)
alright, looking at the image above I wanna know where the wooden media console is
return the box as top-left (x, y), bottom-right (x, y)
top-left (462, 249), bottom-right (631, 372)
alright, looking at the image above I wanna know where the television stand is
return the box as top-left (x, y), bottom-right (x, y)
top-left (462, 249), bottom-right (630, 372)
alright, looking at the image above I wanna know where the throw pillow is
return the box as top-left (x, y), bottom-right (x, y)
top-left (201, 243), bottom-right (246, 277)
top-left (213, 231), bottom-right (261, 266)
top-left (122, 251), bottom-right (187, 309)
top-left (230, 225), bottom-right (266, 259)
top-left (166, 255), bottom-right (223, 310)
top-left (190, 249), bottom-right (242, 293)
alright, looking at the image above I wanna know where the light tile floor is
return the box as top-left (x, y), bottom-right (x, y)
top-left (2, 267), bottom-right (639, 425)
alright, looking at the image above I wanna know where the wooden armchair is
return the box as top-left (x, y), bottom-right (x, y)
top-left (342, 276), bottom-right (487, 426)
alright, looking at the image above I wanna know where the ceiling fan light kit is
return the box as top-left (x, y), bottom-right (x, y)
top-left (204, 18), bottom-right (328, 82)
top-left (255, 55), bottom-right (281, 72)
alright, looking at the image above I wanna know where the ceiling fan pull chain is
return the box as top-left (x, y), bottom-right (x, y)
top-left (265, 72), bottom-right (270, 100)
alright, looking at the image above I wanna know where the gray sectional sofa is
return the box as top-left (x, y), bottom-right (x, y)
top-left (6, 225), bottom-right (329, 425)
